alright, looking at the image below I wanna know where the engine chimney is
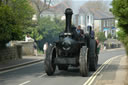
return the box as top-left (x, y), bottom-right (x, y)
top-left (65, 8), bottom-right (73, 33)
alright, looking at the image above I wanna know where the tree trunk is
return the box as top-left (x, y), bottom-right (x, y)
top-left (6, 0), bottom-right (8, 5)
top-left (0, 0), bottom-right (2, 6)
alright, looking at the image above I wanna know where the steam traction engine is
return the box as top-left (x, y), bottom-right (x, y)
top-left (44, 8), bottom-right (98, 77)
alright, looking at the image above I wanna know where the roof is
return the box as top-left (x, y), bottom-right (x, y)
top-left (89, 8), bottom-right (114, 20)
top-left (49, 1), bottom-right (71, 14)
top-left (79, 6), bottom-right (114, 20)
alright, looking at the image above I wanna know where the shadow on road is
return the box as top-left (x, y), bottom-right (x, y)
top-left (45, 64), bottom-right (102, 77)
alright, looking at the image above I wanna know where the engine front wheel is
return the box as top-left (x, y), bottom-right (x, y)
top-left (79, 46), bottom-right (89, 77)
top-left (44, 45), bottom-right (56, 76)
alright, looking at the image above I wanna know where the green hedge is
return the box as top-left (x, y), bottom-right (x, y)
top-left (117, 28), bottom-right (128, 55)
top-left (112, 0), bottom-right (128, 55)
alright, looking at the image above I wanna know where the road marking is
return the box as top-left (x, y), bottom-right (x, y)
top-left (38, 73), bottom-right (46, 78)
top-left (84, 59), bottom-right (110, 85)
top-left (19, 81), bottom-right (31, 85)
top-left (88, 59), bottom-right (112, 85)
top-left (0, 61), bottom-right (44, 74)
top-left (83, 55), bottom-right (122, 85)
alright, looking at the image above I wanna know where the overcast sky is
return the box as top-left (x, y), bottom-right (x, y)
top-left (72, 0), bottom-right (112, 14)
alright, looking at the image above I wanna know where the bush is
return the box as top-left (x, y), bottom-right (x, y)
top-left (0, 5), bottom-right (21, 46)
top-left (27, 17), bottom-right (65, 50)
top-left (112, 0), bottom-right (128, 55)
top-left (0, 0), bottom-right (34, 46)
top-left (107, 33), bottom-right (112, 39)
top-left (117, 28), bottom-right (128, 55)
top-left (96, 32), bottom-right (106, 42)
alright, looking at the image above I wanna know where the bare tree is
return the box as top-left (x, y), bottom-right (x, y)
top-left (5, 0), bottom-right (8, 5)
top-left (31, 0), bottom-right (52, 19)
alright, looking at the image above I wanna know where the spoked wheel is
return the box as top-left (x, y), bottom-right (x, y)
top-left (89, 39), bottom-right (97, 71)
top-left (79, 46), bottom-right (89, 77)
top-left (44, 45), bottom-right (56, 76)
top-left (58, 65), bottom-right (68, 71)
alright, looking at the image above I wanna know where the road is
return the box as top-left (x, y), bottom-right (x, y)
top-left (0, 49), bottom-right (125, 85)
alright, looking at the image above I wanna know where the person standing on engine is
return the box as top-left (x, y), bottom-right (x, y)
top-left (76, 25), bottom-right (84, 36)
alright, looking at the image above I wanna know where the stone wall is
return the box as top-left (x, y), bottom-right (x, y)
top-left (0, 45), bottom-right (22, 62)
top-left (10, 41), bottom-right (34, 56)
top-left (21, 42), bottom-right (34, 56)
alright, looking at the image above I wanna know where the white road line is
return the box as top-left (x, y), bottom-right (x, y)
top-left (83, 59), bottom-right (110, 85)
top-left (83, 55), bottom-right (122, 85)
top-left (38, 73), bottom-right (46, 78)
top-left (88, 59), bottom-right (112, 85)
top-left (0, 61), bottom-right (44, 74)
top-left (19, 81), bottom-right (31, 85)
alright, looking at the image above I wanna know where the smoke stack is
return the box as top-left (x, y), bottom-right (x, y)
top-left (65, 8), bottom-right (73, 33)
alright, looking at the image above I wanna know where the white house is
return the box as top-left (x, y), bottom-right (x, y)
top-left (73, 7), bottom-right (94, 33)
top-left (78, 6), bottom-right (116, 38)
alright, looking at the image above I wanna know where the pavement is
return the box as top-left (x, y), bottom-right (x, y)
top-left (0, 55), bottom-right (44, 72)
top-left (94, 55), bottom-right (128, 85)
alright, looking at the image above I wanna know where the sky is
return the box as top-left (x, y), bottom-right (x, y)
top-left (72, 0), bottom-right (112, 14)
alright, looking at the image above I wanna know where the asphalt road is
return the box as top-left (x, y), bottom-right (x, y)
top-left (0, 48), bottom-right (125, 85)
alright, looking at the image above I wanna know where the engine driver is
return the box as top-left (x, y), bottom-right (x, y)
top-left (76, 25), bottom-right (84, 37)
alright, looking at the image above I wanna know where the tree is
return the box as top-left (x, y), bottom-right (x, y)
top-left (0, 5), bottom-right (16, 45)
top-left (112, 0), bottom-right (128, 34)
top-left (30, 0), bottom-right (52, 20)
top-left (27, 17), bottom-right (65, 50)
top-left (0, 0), bottom-right (2, 5)
top-left (107, 33), bottom-right (112, 39)
top-left (117, 28), bottom-right (128, 55)
top-left (112, 0), bottom-right (128, 55)
top-left (96, 32), bottom-right (106, 42)
top-left (0, 0), bottom-right (34, 46)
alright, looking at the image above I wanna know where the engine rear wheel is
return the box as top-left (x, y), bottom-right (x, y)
top-left (44, 45), bottom-right (56, 76)
top-left (79, 46), bottom-right (89, 77)
top-left (89, 39), bottom-right (97, 71)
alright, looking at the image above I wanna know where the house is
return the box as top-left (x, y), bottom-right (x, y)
top-left (40, 0), bottom-right (71, 20)
top-left (73, 7), bottom-right (94, 33)
top-left (79, 5), bottom-right (116, 38)
top-left (91, 9), bottom-right (116, 38)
